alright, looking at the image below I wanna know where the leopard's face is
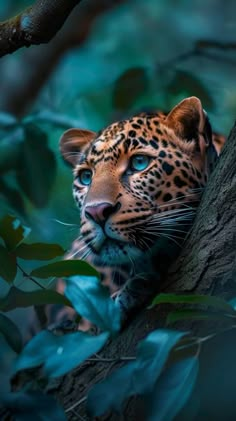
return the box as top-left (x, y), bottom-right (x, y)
top-left (60, 97), bottom-right (219, 267)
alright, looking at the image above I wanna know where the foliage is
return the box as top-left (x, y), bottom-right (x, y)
top-left (10, 282), bottom-right (236, 420)
top-left (87, 330), bottom-right (189, 416)
top-left (0, 214), bottom-right (95, 356)
top-left (14, 330), bottom-right (110, 378)
top-left (113, 67), bottom-right (149, 111)
top-left (0, 286), bottom-right (71, 312)
top-left (0, 214), bottom-right (236, 419)
top-left (0, 122), bottom-right (57, 215)
top-left (0, 313), bottom-right (22, 354)
top-left (0, 391), bottom-right (66, 421)
top-left (146, 357), bottom-right (198, 421)
top-left (30, 260), bottom-right (98, 279)
top-left (0, 210), bottom-right (235, 420)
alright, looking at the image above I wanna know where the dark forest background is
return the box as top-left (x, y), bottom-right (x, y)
top-left (1, 0), bottom-right (236, 414)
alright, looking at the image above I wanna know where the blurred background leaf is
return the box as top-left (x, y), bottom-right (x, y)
top-left (16, 124), bottom-right (56, 208)
top-left (0, 313), bottom-right (23, 354)
top-left (113, 67), bottom-right (149, 111)
top-left (166, 70), bottom-right (214, 110)
top-left (0, 245), bottom-right (17, 283)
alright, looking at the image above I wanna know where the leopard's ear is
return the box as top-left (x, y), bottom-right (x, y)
top-left (59, 128), bottom-right (96, 167)
top-left (165, 96), bottom-right (210, 145)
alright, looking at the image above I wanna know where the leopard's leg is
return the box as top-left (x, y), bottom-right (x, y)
top-left (114, 272), bottom-right (161, 325)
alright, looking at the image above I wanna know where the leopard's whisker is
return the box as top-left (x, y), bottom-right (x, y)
top-left (52, 218), bottom-right (79, 227)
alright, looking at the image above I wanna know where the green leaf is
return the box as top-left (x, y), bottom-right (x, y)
top-left (166, 309), bottom-right (234, 324)
top-left (65, 276), bottom-right (121, 334)
top-left (0, 214), bottom-right (30, 250)
top-left (147, 357), bottom-right (199, 421)
top-left (14, 330), bottom-right (109, 378)
top-left (30, 260), bottom-right (99, 278)
top-left (0, 391), bottom-right (66, 421)
top-left (88, 329), bottom-right (186, 417)
top-left (16, 124), bottom-right (56, 208)
top-left (16, 242), bottom-right (65, 260)
top-left (0, 286), bottom-right (72, 312)
top-left (0, 313), bottom-right (23, 353)
top-left (167, 70), bottom-right (214, 110)
top-left (0, 244), bottom-right (17, 283)
top-left (151, 293), bottom-right (234, 313)
top-left (113, 67), bottom-right (149, 111)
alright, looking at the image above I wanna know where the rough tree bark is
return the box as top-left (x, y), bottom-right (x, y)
top-left (49, 122), bottom-right (236, 420)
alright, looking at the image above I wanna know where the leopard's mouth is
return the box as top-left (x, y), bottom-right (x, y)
top-left (88, 238), bottom-right (141, 266)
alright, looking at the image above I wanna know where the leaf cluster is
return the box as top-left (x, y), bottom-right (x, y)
top-left (1, 214), bottom-right (236, 420)
top-left (0, 121), bottom-right (57, 215)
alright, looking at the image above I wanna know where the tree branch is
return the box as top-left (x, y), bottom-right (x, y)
top-left (0, 0), bottom-right (125, 116)
top-left (0, 0), bottom-right (82, 57)
top-left (196, 40), bottom-right (236, 50)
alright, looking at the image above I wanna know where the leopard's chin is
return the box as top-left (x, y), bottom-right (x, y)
top-left (88, 238), bottom-right (141, 266)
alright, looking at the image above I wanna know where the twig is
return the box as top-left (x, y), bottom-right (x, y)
top-left (196, 40), bottom-right (236, 50)
top-left (87, 356), bottom-right (135, 362)
top-left (71, 408), bottom-right (86, 420)
top-left (17, 262), bottom-right (45, 289)
top-left (65, 396), bottom-right (87, 413)
top-left (158, 43), bottom-right (236, 74)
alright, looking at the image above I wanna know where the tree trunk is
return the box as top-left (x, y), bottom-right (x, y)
top-left (51, 122), bottom-right (236, 420)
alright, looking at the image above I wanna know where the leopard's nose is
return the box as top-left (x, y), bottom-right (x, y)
top-left (84, 202), bottom-right (120, 226)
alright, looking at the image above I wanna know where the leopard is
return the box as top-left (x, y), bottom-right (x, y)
top-left (26, 96), bottom-right (225, 338)
top-left (58, 96), bottom-right (225, 324)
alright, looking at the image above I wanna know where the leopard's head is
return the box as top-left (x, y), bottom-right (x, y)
top-left (60, 97), bottom-right (216, 266)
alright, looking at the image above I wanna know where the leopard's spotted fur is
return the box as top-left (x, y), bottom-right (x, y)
top-left (27, 97), bottom-right (225, 336)
top-left (59, 97), bottom-right (225, 320)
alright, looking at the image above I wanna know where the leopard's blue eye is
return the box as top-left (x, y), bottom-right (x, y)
top-left (130, 155), bottom-right (151, 172)
top-left (78, 169), bottom-right (92, 186)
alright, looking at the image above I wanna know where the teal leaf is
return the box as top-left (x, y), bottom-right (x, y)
top-left (151, 293), bottom-right (234, 313)
top-left (87, 361), bottom-right (137, 416)
top-left (14, 330), bottom-right (109, 378)
top-left (0, 391), bottom-right (66, 421)
top-left (16, 242), bottom-right (65, 260)
top-left (0, 214), bottom-right (31, 251)
top-left (147, 357), bottom-right (199, 421)
top-left (113, 67), bottom-right (149, 111)
top-left (88, 329), bottom-right (186, 417)
top-left (30, 260), bottom-right (98, 278)
top-left (134, 329), bottom-right (187, 394)
top-left (16, 124), bottom-right (56, 208)
top-left (0, 286), bottom-right (72, 312)
top-left (0, 313), bottom-right (23, 353)
top-left (0, 244), bottom-right (17, 283)
top-left (65, 276), bottom-right (121, 334)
